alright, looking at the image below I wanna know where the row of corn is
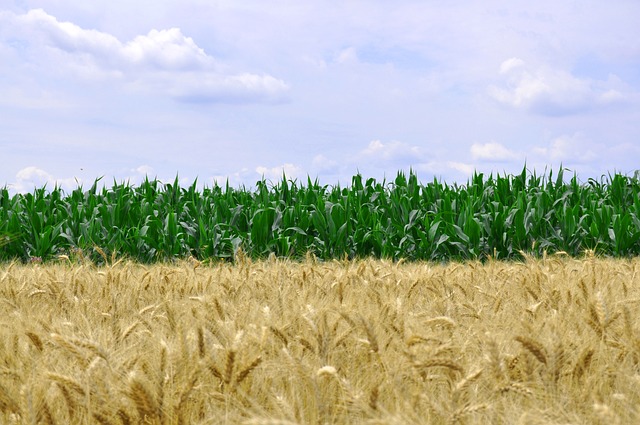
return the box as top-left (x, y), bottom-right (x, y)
top-left (1, 167), bottom-right (639, 263)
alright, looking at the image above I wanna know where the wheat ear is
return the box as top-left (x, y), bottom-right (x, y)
top-left (514, 336), bottom-right (547, 365)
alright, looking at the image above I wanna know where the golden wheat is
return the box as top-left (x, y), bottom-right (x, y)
top-left (0, 256), bottom-right (640, 423)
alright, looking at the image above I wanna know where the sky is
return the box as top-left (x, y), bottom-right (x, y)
top-left (1, 1), bottom-right (639, 193)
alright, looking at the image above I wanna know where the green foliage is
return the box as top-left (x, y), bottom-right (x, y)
top-left (2, 166), bottom-right (640, 263)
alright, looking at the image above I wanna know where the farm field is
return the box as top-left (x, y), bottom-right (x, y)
top-left (2, 168), bottom-right (640, 264)
top-left (1, 255), bottom-right (639, 424)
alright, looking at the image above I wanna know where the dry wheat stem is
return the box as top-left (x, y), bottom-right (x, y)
top-left (1, 257), bottom-right (639, 423)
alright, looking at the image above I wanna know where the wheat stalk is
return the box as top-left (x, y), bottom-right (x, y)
top-left (197, 326), bottom-right (206, 358)
top-left (93, 411), bottom-right (118, 425)
top-left (49, 334), bottom-right (90, 368)
top-left (126, 372), bottom-right (159, 423)
top-left (360, 317), bottom-right (380, 354)
top-left (449, 403), bottom-right (488, 424)
top-left (453, 368), bottom-right (483, 395)
top-left (224, 349), bottom-right (236, 386)
top-left (38, 399), bottom-right (56, 425)
top-left (47, 373), bottom-right (86, 397)
top-left (0, 382), bottom-right (19, 414)
top-left (25, 331), bottom-right (44, 352)
top-left (414, 359), bottom-right (464, 374)
top-left (548, 341), bottom-right (566, 386)
top-left (236, 356), bottom-right (263, 386)
top-left (572, 348), bottom-right (595, 381)
top-left (514, 336), bottom-right (547, 365)
top-left (499, 382), bottom-right (533, 397)
top-left (269, 326), bottom-right (290, 347)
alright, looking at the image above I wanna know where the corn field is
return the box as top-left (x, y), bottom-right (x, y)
top-left (2, 167), bottom-right (640, 263)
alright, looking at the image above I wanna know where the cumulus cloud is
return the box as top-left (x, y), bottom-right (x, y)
top-left (9, 166), bottom-right (79, 193)
top-left (2, 9), bottom-right (289, 103)
top-left (122, 28), bottom-right (210, 70)
top-left (112, 165), bottom-right (160, 185)
top-left (210, 168), bottom-right (253, 188)
top-left (255, 163), bottom-right (302, 181)
top-left (499, 57), bottom-right (525, 74)
top-left (446, 161), bottom-right (476, 176)
top-left (488, 57), bottom-right (628, 116)
top-left (415, 161), bottom-right (476, 180)
top-left (167, 72), bottom-right (289, 103)
top-left (134, 165), bottom-right (155, 176)
top-left (350, 140), bottom-right (484, 182)
top-left (15, 166), bottom-right (56, 188)
top-left (311, 154), bottom-right (339, 173)
top-left (358, 140), bottom-right (423, 165)
top-left (532, 134), bottom-right (599, 163)
top-left (470, 141), bottom-right (519, 162)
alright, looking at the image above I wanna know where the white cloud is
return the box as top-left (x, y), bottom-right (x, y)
top-left (122, 28), bottom-right (211, 70)
top-left (488, 58), bottom-right (629, 116)
top-left (335, 47), bottom-right (358, 64)
top-left (15, 166), bottom-right (54, 187)
top-left (2, 9), bottom-right (289, 103)
top-left (166, 72), bottom-right (289, 103)
top-left (209, 168), bottom-right (252, 188)
top-left (446, 161), bottom-right (475, 176)
top-left (358, 140), bottom-right (423, 164)
top-left (135, 165), bottom-right (155, 176)
top-left (114, 165), bottom-right (158, 185)
top-left (2, 2), bottom-right (640, 191)
top-left (302, 55), bottom-right (327, 70)
top-left (255, 163), bottom-right (302, 181)
top-left (601, 89), bottom-right (624, 103)
top-left (10, 166), bottom-right (79, 193)
top-left (470, 142), bottom-right (519, 162)
top-left (311, 154), bottom-right (339, 173)
top-left (532, 134), bottom-right (598, 163)
top-left (499, 57), bottom-right (525, 74)
top-left (415, 161), bottom-right (475, 178)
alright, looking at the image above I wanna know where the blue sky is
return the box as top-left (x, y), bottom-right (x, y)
top-left (1, 1), bottom-right (639, 193)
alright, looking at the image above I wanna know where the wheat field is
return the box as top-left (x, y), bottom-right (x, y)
top-left (1, 254), bottom-right (639, 424)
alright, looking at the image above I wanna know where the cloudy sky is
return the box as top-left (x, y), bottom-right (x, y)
top-left (1, 1), bottom-right (639, 193)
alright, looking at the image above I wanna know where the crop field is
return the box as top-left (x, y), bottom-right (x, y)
top-left (2, 169), bottom-right (640, 424)
top-left (1, 255), bottom-right (640, 424)
top-left (2, 167), bottom-right (640, 263)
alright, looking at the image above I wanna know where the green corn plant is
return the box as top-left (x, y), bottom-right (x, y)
top-left (2, 166), bottom-right (640, 263)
